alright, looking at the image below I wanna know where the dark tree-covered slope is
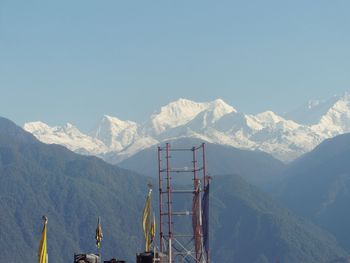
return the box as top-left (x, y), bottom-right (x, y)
top-left (0, 117), bottom-right (148, 262)
top-left (211, 175), bottom-right (348, 263)
top-left (278, 133), bottom-right (350, 252)
top-left (0, 117), bottom-right (348, 263)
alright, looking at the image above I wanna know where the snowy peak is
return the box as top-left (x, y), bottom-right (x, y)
top-left (24, 121), bottom-right (82, 136)
top-left (285, 94), bottom-right (342, 125)
top-left (147, 98), bottom-right (209, 134)
top-left (23, 121), bottom-right (108, 154)
top-left (94, 115), bottom-right (138, 137)
top-left (93, 115), bottom-right (139, 150)
top-left (158, 98), bottom-right (208, 121)
top-left (24, 121), bottom-right (52, 133)
top-left (254, 111), bottom-right (284, 125)
top-left (313, 94), bottom-right (350, 135)
top-left (102, 115), bottom-right (137, 128)
top-left (58, 123), bottom-right (83, 135)
top-left (145, 98), bottom-right (237, 134)
top-left (330, 93), bottom-right (350, 112)
top-left (207, 99), bottom-right (237, 123)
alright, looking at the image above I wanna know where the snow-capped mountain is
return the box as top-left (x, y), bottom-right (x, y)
top-left (93, 115), bottom-right (139, 151)
top-left (23, 94), bottom-right (350, 163)
top-left (311, 93), bottom-right (350, 136)
top-left (284, 94), bottom-right (341, 125)
top-left (142, 98), bottom-right (235, 136)
top-left (23, 121), bottom-right (108, 155)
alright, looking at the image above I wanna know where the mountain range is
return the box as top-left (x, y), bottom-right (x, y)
top-left (23, 93), bottom-right (350, 163)
top-left (276, 132), bottom-right (350, 253)
top-left (0, 117), bottom-right (149, 262)
top-left (1, 116), bottom-right (349, 263)
top-left (118, 137), bottom-right (286, 189)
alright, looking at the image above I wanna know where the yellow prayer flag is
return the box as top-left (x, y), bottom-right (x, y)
top-left (151, 214), bottom-right (156, 242)
top-left (38, 216), bottom-right (48, 263)
top-left (95, 217), bottom-right (103, 249)
top-left (142, 189), bottom-right (152, 252)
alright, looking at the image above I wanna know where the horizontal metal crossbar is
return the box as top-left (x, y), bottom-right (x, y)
top-left (158, 145), bottom-right (203, 151)
top-left (163, 234), bottom-right (194, 238)
top-left (160, 190), bottom-right (205, 194)
top-left (171, 189), bottom-right (195, 193)
top-left (159, 167), bottom-right (204, 173)
top-left (161, 211), bottom-right (193, 216)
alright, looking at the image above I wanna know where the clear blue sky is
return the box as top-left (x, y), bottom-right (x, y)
top-left (1, 0), bottom-right (350, 131)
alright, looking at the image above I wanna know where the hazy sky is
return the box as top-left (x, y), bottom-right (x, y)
top-left (1, 0), bottom-right (350, 131)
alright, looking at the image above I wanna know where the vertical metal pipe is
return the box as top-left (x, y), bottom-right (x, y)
top-left (202, 143), bottom-right (206, 190)
top-left (202, 143), bottom-right (209, 263)
top-left (192, 146), bottom-right (197, 188)
top-left (166, 143), bottom-right (172, 263)
top-left (192, 146), bottom-right (199, 262)
top-left (158, 146), bottom-right (163, 253)
top-left (198, 180), bottom-right (203, 263)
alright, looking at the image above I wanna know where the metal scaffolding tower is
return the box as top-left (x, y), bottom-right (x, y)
top-left (158, 143), bottom-right (210, 263)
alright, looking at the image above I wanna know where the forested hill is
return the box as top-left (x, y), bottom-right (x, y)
top-left (0, 117), bottom-right (348, 263)
top-left (0, 117), bottom-right (148, 262)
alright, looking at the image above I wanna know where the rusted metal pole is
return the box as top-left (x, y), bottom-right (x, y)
top-left (202, 143), bottom-right (207, 190)
top-left (166, 143), bottom-right (172, 263)
top-left (158, 146), bottom-right (163, 253)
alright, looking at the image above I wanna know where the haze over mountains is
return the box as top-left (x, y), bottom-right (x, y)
top-left (118, 137), bottom-right (285, 188)
top-left (277, 132), bottom-right (350, 253)
top-left (24, 93), bottom-right (350, 163)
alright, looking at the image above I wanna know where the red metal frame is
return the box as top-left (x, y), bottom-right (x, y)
top-left (158, 143), bottom-right (209, 263)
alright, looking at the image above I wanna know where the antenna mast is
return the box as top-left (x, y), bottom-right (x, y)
top-left (158, 143), bottom-right (210, 263)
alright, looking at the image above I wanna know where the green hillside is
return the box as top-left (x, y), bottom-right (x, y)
top-left (211, 175), bottom-right (348, 263)
top-left (0, 117), bottom-right (348, 263)
top-left (0, 117), bottom-right (149, 262)
top-left (278, 133), bottom-right (350, 252)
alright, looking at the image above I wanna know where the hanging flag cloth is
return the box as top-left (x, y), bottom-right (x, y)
top-left (96, 216), bottom-right (103, 249)
top-left (202, 183), bottom-right (210, 254)
top-left (38, 216), bottom-right (48, 263)
top-left (143, 186), bottom-right (153, 252)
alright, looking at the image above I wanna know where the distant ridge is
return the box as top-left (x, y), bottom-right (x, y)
top-left (118, 137), bottom-right (286, 188)
top-left (24, 93), bottom-right (350, 163)
top-left (212, 174), bottom-right (349, 263)
top-left (278, 132), bottom-right (350, 252)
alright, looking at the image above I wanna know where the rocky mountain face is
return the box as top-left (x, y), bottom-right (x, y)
top-left (23, 93), bottom-right (350, 163)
